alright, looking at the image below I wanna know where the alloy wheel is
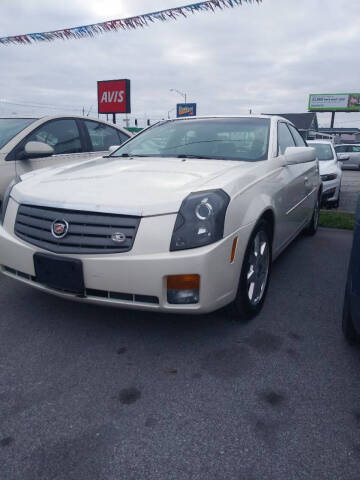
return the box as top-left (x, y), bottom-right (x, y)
top-left (246, 230), bottom-right (270, 306)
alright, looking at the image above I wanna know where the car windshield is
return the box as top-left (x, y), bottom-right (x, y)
top-left (0, 118), bottom-right (38, 149)
top-left (310, 143), bottom-right (334, 161)
top-left (112, 118), bottom-right (270, 161)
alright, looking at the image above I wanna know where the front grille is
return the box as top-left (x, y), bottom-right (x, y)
top-left (14, 204), bottom-right (140, 254)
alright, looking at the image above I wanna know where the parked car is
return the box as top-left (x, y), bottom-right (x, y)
top-left (334, 144), bottom-right (360, 170)
top-left (0, 115), bottom-right (131, 199)
top-left (307, 140), bottom-right (344, 208)
top-left (342, 195), bottom-right (360, 344)
top-left (0, 115), bottom-right (320, 318)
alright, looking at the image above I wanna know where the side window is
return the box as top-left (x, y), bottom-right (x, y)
top-left (288, 125), bottom-right (306, 146)
top-left (351, 146), bottom-right (360, 152)
top-left (335, 145), bottom-right (346, 153)
top-left (85, 121), bottom-right (127, 151)
top-left (26, 119), bottom-right (82, 155)
top-left (278, 122), bottom-right (295, 155)
top-left (118, 130), bottom-right (130, 143)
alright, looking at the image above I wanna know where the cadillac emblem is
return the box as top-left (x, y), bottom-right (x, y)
top-left (51, 219), bottom-right (69, 239)
top-left (111, 232), bottom-right (126, 244)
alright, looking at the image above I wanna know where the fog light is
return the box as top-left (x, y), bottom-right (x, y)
top-left (167, 274), bottom-right (200, 304)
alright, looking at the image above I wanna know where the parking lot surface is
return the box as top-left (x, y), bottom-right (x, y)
top-left (0, 228), bottom-right (359, 480)
top-left (339, 170), bottom-right (360, 213)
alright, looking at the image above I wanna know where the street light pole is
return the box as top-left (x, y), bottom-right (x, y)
top-left (170, 88), bottom-right (187, 104)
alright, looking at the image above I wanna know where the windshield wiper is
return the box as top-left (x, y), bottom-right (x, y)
top-left (176, 154), bottom-right (214, 159)
top-left (115, 153), bottom-right (153, 157)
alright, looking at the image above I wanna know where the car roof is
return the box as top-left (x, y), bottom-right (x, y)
top-left (167, 114), bottom-right (282, 120)
top-left (307, 140), bottom-right (333, 144)
top-left (0, 114), bottom-right (130, 134)
top-left (162, 115), bottom-right (291, 126)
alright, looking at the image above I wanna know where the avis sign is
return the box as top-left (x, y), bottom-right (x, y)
top-left (97, 79), bottom-right (131, 114)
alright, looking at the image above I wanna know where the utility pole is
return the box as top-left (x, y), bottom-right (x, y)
top-left (330, 112), bottom-right (335, 128)
top-left (123, 115), bottom-right (130, 128)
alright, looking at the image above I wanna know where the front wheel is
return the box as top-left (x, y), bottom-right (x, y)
top-left (228, 219), bottom-right (272, 320)
top-left (342, 279), bottom-right (359, 345)
top-left (305, 193), bottom-right (320, 236)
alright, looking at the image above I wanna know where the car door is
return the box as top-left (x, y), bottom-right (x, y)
top-left (277, 122), bottom-right (308, 243)
top-left (7, 118), bottom-right (95, 177)
top-left (288, 124), bottom-right (317, 220)
top-left (83, 120), bottom-right (130, 155)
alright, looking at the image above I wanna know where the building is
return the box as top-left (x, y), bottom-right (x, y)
top-left (318, 127), bottom-right (360, 144)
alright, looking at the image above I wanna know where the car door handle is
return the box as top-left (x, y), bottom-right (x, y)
top-left (304, 176), bottom-right (308, 182)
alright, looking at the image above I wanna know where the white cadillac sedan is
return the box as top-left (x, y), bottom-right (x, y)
top-left (0, 116), bottom-right (320, 318)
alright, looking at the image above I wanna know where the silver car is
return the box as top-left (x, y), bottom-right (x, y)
top-left (334, 144), bottom-right (360, 170)
top-left (0, 115), bottom-right (131, 199)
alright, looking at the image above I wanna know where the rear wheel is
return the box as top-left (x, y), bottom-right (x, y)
top-left (228, 219), bottom-right (272, 320)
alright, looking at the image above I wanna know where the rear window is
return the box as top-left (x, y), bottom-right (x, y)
top-left (310, 143), bottom-right (334, 161)
top-left (0, 118), bottom-right (37, 149)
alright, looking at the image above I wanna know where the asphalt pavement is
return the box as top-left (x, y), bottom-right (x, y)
top-left (339, 170), bottom-right (360, 213)
top-left (0, 228), bottom-right (359, 480)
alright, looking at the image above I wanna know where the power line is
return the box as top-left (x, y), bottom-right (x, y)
top-left (0, 99), bottom-right (84, 112)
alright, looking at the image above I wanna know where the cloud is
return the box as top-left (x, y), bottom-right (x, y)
top-left (0, 0), bottom-right (360, 127)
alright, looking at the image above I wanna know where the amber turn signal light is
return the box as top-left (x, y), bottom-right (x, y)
top-left (167, 274), bottom-right (200, 291)
top-left (230, 236), bottom-right (238, 263)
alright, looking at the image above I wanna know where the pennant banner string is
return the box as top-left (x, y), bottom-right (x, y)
top-left (0, 0), bottom-right (262, 46)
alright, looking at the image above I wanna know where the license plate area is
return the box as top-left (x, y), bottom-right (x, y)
top-left (34, 253), bottom-right (84, 294)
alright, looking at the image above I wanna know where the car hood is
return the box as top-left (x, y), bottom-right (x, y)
top-left (12, 156), bottom-right (257, 216)
top-left (318, 159), bottom-right (338, 175)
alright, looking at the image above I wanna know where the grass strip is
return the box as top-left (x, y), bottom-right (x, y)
top-left (319, 210), bottom-right (355, 230)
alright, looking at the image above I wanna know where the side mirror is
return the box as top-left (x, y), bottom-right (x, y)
top-left (24, 141), bottom-right (54, 158)
top-left (337, 153), bottom-right (349, 161)
top-left (108, 145), bottom-right (120, 155)
top-left (284, 146), bottom-right (316, 165)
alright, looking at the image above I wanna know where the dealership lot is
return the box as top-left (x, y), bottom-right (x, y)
top-left (339, 169), bottom-right (360, 213)
top-left (0, 227), bottom-right (359, 480)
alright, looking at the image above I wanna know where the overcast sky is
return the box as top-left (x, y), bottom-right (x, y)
top-left (1, 0), bottom-right (359, 127)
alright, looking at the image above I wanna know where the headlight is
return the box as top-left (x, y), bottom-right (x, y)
top-left (170, 189), bottom-right (230, 251)
top-left (0, 176), bottom-right (21, 225)
top-left (321, 173), bottom-right (337, 182)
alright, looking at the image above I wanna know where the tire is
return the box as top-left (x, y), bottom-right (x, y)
top-left (342, 279), bottom-right (359, 345)
top-left (334, 184), bottom-right (341, 209)
top-left (228, 219), bottom-right (272, 321)
top-left (305, 193), bottom-right (320, 236)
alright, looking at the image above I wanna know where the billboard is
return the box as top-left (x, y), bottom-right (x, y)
top-left (97, 79), bottom-right (131, 114)
top-left (176, 103), bottom-right (197, 117)
top-left (309, 93), bottom-right (360, 112)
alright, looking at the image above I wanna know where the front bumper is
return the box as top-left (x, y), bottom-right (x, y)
top-left (0, 198), bottom-right (254, 314)
top-left (321, 178), bottom-right (340, 203)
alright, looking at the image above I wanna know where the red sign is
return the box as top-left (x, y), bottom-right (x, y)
top-left (97, 79), bottom-right (131, 114)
